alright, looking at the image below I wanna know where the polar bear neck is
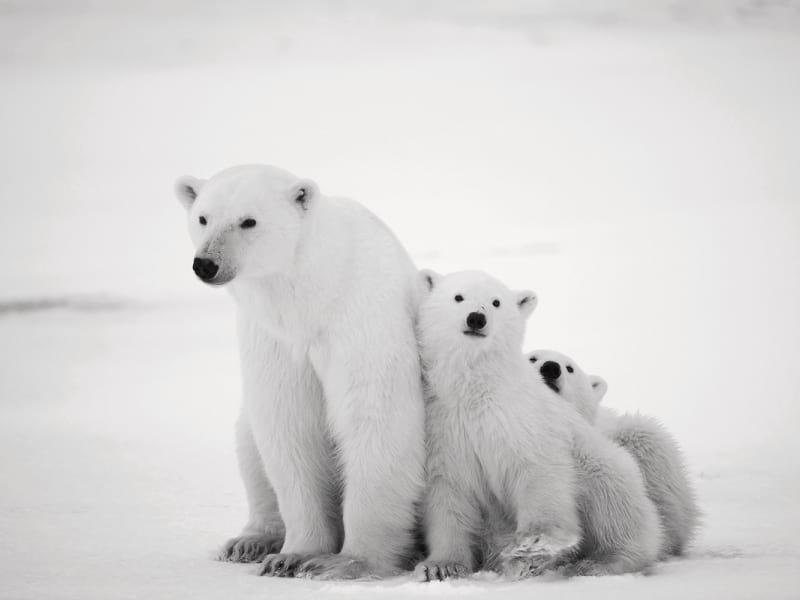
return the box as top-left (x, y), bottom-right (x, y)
top-left (423, 344), bottom-right (523, 408)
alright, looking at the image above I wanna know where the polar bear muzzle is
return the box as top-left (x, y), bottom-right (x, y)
top-left (193, 257), bottom-right (220, 283)
top-left (464, 311), bottom-right (487, 336)
top-left (540, 360), bottom-right (562, 393)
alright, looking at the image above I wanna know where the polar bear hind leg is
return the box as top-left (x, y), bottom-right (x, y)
top-left (609, 414), bottom-right (700, 557)
top-left (568, 427), bottom-right (663, 576)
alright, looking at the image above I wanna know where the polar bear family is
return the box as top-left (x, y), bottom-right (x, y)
top-left (175, 164), bottom-right (698, 581)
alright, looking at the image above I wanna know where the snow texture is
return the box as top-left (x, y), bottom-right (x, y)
top-left (1, 1), bottom-right (799, 599)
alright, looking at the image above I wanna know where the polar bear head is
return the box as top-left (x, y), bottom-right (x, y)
top-left (174, 165), bottom-right (318, 285)
top-left (526, 349), bottom-right (607, 423)
top-left (418, 269), bottom-right (537, 365)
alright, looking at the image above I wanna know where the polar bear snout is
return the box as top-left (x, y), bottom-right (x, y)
top-left (193, 257), bottom-right (220, 283)
top-left (540, 360), bottom-right (562, 384)
top-left (465, 311), bottom-right (487, 334)
top-left (540, 360), bottom-right (561, 380)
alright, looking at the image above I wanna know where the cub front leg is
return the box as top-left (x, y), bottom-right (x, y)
top-left (415, 402), bottom-right (481, 582)
top-left (501, 457), bottom-right (582, 578)
top-left (415, 468), bottom-right (480, 581)
top-left (218, 414), bottom-right (284, 563)
top-left (239, 324), bottom-right (342, 576)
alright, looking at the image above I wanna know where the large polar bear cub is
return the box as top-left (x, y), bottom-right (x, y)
top-left (414, 270), bottom-right (661, 581)
top-left (528, 349), bottom-right (700, 557)
top-left (175, 165), bottom-right (426, 579)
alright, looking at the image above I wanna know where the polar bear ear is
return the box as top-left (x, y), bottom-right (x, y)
top-left (174, 176), bottom-right (205, 210)
top-left (291, 179), bottom-right (319, 211)
top-left (589, 375), bottom-right (608, 401)
top-left (420, 269), bottom-right (441, 293)
top-left (516, 290), bottom-right (537, 319)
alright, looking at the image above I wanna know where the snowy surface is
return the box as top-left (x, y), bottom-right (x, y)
top-left (1, 2), bottom-right (799, 598)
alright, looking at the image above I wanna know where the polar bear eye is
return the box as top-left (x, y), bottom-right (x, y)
top-left (492, 299), bottom-right (501, 308)
top-left (240, 218), bottom-right (257, 229)
top-left (529, 356), bottom-right (537, 363)
top-left (454, 294), bottom-right (464, 303)
top-left (198, 216), bottom-right (207, 226)
top-left (566, 366), bottom-right (574, 373)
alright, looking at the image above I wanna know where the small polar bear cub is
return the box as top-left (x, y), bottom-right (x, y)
top-left (528, 349), bottom-right (700, 557)
top-left (416, 270), bottom-right (580, 581)
top-left (415, 270), bottom-right (662, 581)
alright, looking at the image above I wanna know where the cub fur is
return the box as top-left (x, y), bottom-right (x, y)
top-left (415, 270), bottom-right (661, 580)
top-left (528, 349), bottom-right (700, 557)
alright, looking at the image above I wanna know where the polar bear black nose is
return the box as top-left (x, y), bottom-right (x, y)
top-left (540, 361), bottom-right (561, 380)
top-left (193, 257), bottom-right (219, 282)
top-left (466, 312), bottom-right (487, 331)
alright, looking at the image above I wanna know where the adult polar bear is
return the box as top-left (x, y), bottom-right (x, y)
top-left (175, 165), bottom-right (426, 579)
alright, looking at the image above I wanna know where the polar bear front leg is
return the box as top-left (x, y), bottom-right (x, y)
top-left (299, 344), bottom-right (426, 579)
top-left (238, 327), bottom-right (342, 577)
top-left (218, 414), bottom-right (285, 563)
top-left (415, 463), bottom-right (480, 581)
top-left (501, 459), bottom-right (582, 578)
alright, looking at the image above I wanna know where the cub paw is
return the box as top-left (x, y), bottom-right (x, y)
top-left (558, 558), bottom-right (610, 577)
top-left (499, 530), bottom-right (579, 579)
top-left (415, 561), bottom-right (469, 582)
top-left (218, 534), bottom-right (283, 563)
top-left (258, 553), bottom-right (311, 577)
top-left (501, 555), bottom-right (558, 579)
top-left (296, 554), bottom-right (375, 580)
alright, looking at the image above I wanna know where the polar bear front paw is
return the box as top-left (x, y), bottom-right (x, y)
top-left (295, 553), bottom-right (376, 580)
top-left (218, 534), bottom-right (283, 563)
top-left (499, 530), bottom-right (578, 579)
top-left (258, 552), bottom-right (312, 577)
top-left (415, 560), bottom-right (469, 582)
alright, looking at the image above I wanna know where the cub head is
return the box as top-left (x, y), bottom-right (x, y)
top-left (418, 269), bottom-right (537, 363)
top-left (174, 164), bottom-right (318, 285)
top-left (526, 349), bottom-right (607, 423)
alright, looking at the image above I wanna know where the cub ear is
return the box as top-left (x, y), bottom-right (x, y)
top-left (589, 375), bottom-right (608, 401)
top-left (419, 269), bottom-right (441, 294)
top-left (516, 290), bottom-right (538, 319)
top-left (174, 176), bottom-right (205, 210)
top-left (291, 178), bottom-right (319, 211)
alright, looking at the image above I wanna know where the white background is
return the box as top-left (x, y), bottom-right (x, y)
top-left (1, 1), bottom-right (799, 598)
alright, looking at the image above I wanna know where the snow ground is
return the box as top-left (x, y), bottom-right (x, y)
top-left (1, 2), bottom-right (800, 598)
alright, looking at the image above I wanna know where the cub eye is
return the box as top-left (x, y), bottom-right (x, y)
top-left (492, 299), bottom-right (501, 308)
top-left (454, 294), bottom-right (464, 303)
top-left (566, 366), bottom-right (574, 373)
top-left (198, 216), bottom-right (207, 226)
top-left (240, 218), bottom-right (257, 229)
top-left (529, 356), bottom-right (537, 363)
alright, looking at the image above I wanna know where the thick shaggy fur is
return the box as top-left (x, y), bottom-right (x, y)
top-left (600, 411), bottom-right (700, 557)
top-left (176, 165), bottom-right (426, 579)
top-left (566, 425), bottom-right (663, 575)
top-left (529, 349), bottom-right (700, 558)
top-left (415, 270), bottom-right (661, 581)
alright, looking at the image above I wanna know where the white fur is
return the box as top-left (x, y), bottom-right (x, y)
top-left (176, 165), bottom-right (426, 578)
top-left (565, 418), bottom-right (664, 575)
top-left (414, 270), bottom-right (662, 581)
top-left (603, 413), bottom-right (700, 557)
top-left (528, 349), bottom-right (700, 558)
top-left (416, 270), bottom-right (579, 580)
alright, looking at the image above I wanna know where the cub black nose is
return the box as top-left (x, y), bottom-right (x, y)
top-left (193, 257), bottom-right (219, 282)
top-left (466, 312), bottom-right (487, 331)
top-left (540, 361), bottom-right (562, 380)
